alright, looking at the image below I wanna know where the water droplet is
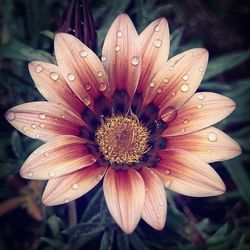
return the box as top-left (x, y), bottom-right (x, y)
top-left (197, 104), bottom-right (203, 109)
top-left (181, 83), bottom-right (189, 92)
top-left (153, 39), bottom-right (162, 48)
top-left (164, 180), bottom-right (172, 188)
top-left (208, 132), bottom-right (217, 142)
top-left (44, 152), bottom-right (50, 157)
top-left (61, 115), bottom-right (65, 119)
top-left (163, 78), bottom-right (169, 84)
top-left (50, 72), bottom-right (59, 81)
top-left (157, 88), bottom-right (162, 94)
top-left (97, 71), bottom-right (103, 77)
top-left (39, 123), bottom-right (46, 128)
top-left (48, 171), bottom-right (55, 177)
top-left (199, 67), bottom-right (204, 72)
top-left (183, 119), bottom-right (189, 124)
top-left (72, 183), bottom-right (79, 190)
top-left (35, 134), bottom-right (40, 138)
top-left (198, 94), bottom-right (205, 100)
top-left (28, 171), bottom-right (33, 177)
top-left (116, 31), bottom-right (123, 37)
top-left (101, 56), bottom-right (106, 62)
top-left (83, 98), bottom-right (91, 106)
top-left (99, 83), bottom-right (107, 92)
top-left (181, 128), bottom-right (186, 133)
top-left (182, 74), bottom-right (189, 81)
top-left (64, 199), bottom-right (69, 203)
top-left (157, 214), bottom-right (161, 218)
top-left (131, 56), bottom-right (139, 66)
top-left (169, 66), bottom-right (174, 71)
top-left (35, 65), bottom-right (43, 73)
top-left (171, 92), bottom-right (176, 96)
top-left (22, 126), bottom-right (28, 132)
top-left (165, 169), bottom-right (171, 175)
top-left (67, 73), bottom-right (75, 82)
top-left (33, 150), bottom-right (38, 155)
top-left (161, 107), bottom-right (177, 123)
top-left (154, 26), bottom-right (160, 32)
top-left (38, 113), bottom-right (46, 120)
top-left (207, 149), bottom-right (212, 153)
top-left (31, 124), bottom-right (36, 129)
top-left (114, 45), bottom-right (120, 52)
top-left (159, 201), bottom-right (164, 206)
top-left (149, 81), bottom-right (155, 88)
top-left (85, 84), bottom-right (91, 90)
top-left (80, 50), bottom-right (88, 58)
top-left (5, 111), bottom-right (15, 121)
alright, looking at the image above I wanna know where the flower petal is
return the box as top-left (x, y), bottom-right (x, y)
top-left (20, 135), bottom-right (96, 180)
top-left (102, 14), bottom-right (141, 99)
top-left (103, 167), bottom-right (145, 234)
top-left (54, 33), bottom-right (110, 109)
top-left (154, 149), bottom-right (226, 197)
top-left (5, 102), bottom-right (85, 141)
top-left (161, 92), bottom-right (235, 136)
top-left (143, 48), bottom-right (208, 108)
top-left (137, 18), bottom-right (170, 93)
top-left (139, 166), bottom-right (167, 230)
top-left (42, 164), bottom-right (106, 206)
top-left (29, 61), bottom-right (85, 114)
top-left (166, 127), bottom-right (241, 163)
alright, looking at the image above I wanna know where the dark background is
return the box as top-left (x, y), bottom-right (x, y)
top-left (0, 0), bottom-right (250, 249)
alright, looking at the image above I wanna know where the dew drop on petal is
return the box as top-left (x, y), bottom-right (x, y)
top-left (35, 134), bottom-right (40, 138)
top-left (99, 83), bottom-right (107, 92)
top-left (64, 199), bottom-right (69, 203)
top-left (198, 94), bottom-right (205, 100)
top-left (181, 83), bottom-right (189, 92)
top-left (154, 26), bottom-right (160, 32)
top-left (67, 73), bottom-right (75, 81)
top-left (169, 66), bottom-right (174, 71)
top-left (5, 111), bottom-right (15, 121)
top-left (131, 56), bottom-right (139, 66)
top-left (199, 67), bottom-right (204, 72)
top-left (85, 84), bottom-right (91, 90)
top-left (149, 81), bottom-right (155, 88)
top-left (22, 126), bottom-right (28, 132)
top-left (28, 171), bottom-right (33, 177)
top-left (83, 98), bottom-right (91, 106)
top-left (164, 180), bottom-right (172, 188)
top-left (48, 171), bottom-right (55, 177)
top-left (114, 45), bottom-right (120, 52)
top-left (44, 152), bottom-right (50, 157)
top-left (31, 124), bottom-right (36, 129)
top-left (39, 123), bottom-right (46, 128)
top-left (171, 92), bottom-right (176, 96)
top-left (163, 78), bottom-right (169, 84)
top-left (197, 104), bottom-right (203, 109)
top-left (97, 71), bottom-right (103, 77)
top-left (207, 149), bottom-right (213, 153)
top-left (183, 119), bottom-right (189, 124)
top-left (33, 150), bottom-right (38, 155)
top-left (192, 52), bottom-right (197, 57)
top-left (157, 87), bottom-right (162, 94)
top-left (182, 74), bottom-right (189, 81)
top-left (165, 169), bottom-right (171, 175)
top-left (208, 132), bottom-right (217, 142)
top-left (50, 72), bottom-right (59, 81)
top-left (79, 50), bottom-right (88, 58)
top-left (101, 56), bottom-right (106, 62)
top-left (181, 128), bottom-right (186, 133)
top-left (159, 201), bottom-right (164, 206)
top-left (38, 113), bottom-right (46, 120)
top-left (157, 214), bottom-right (161, 218)
top-left (71, 183), bottom-right (79, 190)
top-left (35, 65), bottom-right (43, 73)
top-left (116, 31), bottom-right (123, 38)
top-left (153, 39), bottom-right (162, 48)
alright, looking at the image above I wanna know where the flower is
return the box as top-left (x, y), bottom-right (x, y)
top-left (5, 14), bottom-right (241, 234)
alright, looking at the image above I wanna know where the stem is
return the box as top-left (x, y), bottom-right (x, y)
top-left (68, 200), bottom-right (77, 227)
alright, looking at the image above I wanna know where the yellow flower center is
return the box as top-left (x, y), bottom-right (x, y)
top-left (95, 115), bottom-right (149, 164)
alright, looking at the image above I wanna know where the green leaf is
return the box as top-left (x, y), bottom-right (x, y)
top-left (169, 28), bottom-right (183, 57)
top-left (40, 30), bottom-right (55, 40)
top-left (204, 50), bottom-right (250, 80)
top-left (47, 215), bottom-right (62, 238)
top-left (99, 230), bottom-right (114, 250)
top-left (129, 233), bottom-right (150, 250)
top-left (40, 237), bottom-right (64, 249)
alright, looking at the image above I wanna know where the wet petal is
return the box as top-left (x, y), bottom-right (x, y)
top-left (166, 127), bottom-right (241, 163)
top-left (102, 14), bottom-right (141, 99)
top-left (20, 135), bottom-right (96, 180)
top-left (161, 92), bottom-right (235, 136)
top-left (5, 102), bottom-right (85, 141)
top-left (29, 61), bottom-right (85, 114)
top-left (103, 167), bottom-right (145, 234)
top-left (54, 33), bottom-right (110, 109)
top-left (143, 48), bottom-right (208, 108)
top-left (154, 149), bottom-right (226, 197)
top-left (42, 164), bottom-right (106, 205)
top-left (139, 166), bottom-right (167, 230)
top-left (137, 18), bottom-right (170, 93)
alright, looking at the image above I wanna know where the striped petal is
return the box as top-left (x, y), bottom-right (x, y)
top-left (161, 92), bottom-right (235, 136)
top-left (5, 102), bottom-right (85, 141)
top-left (166, 127), bottom-right (241, 163)
top-left (20, 135), bottom-right (96, 180)
top-left (103, 167), bottom-right (145, 234)
top-left (137, 18), bottom-right (170, 93)
top-left (54, 33), bottom-right (110, 110)
top-left (143, 48), bottom-right (208, 109)
top-left (29, 61), bottom-right (85, 114)
top-left (42, 164), bottom-right (106, 206)
top-left (140, 166), bottom-right (167, 230)
top-left (154, 149), bottom-right (226, 197)
top-left (102, 14), bottom-right (141, 99)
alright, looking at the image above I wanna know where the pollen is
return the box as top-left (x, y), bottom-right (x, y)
top-left (95, 115), bottom-right (149, 164)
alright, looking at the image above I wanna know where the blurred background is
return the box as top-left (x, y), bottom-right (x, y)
top-left (0, 0), bottom-right (250, 249)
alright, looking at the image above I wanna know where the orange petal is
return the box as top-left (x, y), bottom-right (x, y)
top-left (166, 127), bottom-right (241, 163)
top-left (103, 167), bottom-right (145, 234)
top-left (5, 102), bottom-right (85, 141)
top-left (154, 149), bottom-right (226, 197)
top-left (29, 61), bottom-right (85, 115)
top-left (102, 14), bottom-right (141, 99)
top-left (161, 92), bottom-right (235, 136)
top-left (20, 135), bottom-right (96, 180)
top-left (144, 48), bottom-right (208, 107)
top-left (137, 18), bottom-right (170, 94)
top-left (54, 33), bottom-right (110, 109)
top-left (42, 164), bottom-right (106, 206)
top-left (139, 166), bottom-right (167, 230)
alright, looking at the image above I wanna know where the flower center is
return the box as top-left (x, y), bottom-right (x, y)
top-left (95, 115), bottom-right (149, 164)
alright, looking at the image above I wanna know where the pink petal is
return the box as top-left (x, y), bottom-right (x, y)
top-left (103, 167), bottom-right (145, 234)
